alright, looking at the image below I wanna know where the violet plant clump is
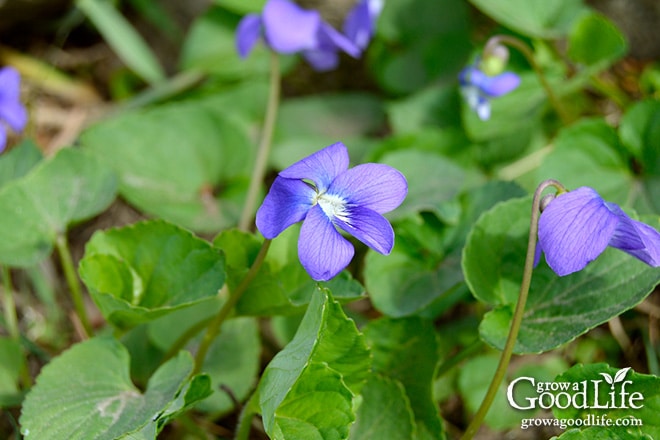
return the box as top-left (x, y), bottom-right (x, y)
top-left (0, 66), bottom-right (28, 152)
top-left (256, 142), bottom-right (407, 281)
top-left (236, 0), bottom-right (361, 71)
top-left (537, 186), bottom-right (660, 276)
top-left (7, 2), bottom-right (660, 440)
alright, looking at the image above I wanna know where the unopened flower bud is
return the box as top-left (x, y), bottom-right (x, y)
top-left (481, 41), bottom-right (510, 76)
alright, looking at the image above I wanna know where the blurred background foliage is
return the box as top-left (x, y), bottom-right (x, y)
top-left (1, 0), bottom-right (660, 438)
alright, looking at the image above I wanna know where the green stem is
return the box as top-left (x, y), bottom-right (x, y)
top-left (485, 35), bottom-right (571, 124)
top-left (435, 339), bottom-right (484, 379)
top-left (1, 266), bottom-right (30, 390)
top-left (193, 239), bottom-right (272, 374)
top-left (1, 266), bottom-right (19, 340)
top-left (55, 233), bottom-right (93, 338)
top-left (234, 390), bottom-right (260, 440)
top-left (588, 74), bottom-right (630, 109)
top-left (163, 315), bottom-right (214, 362)
top-left (496, 144), bottom-right (553, 181)
top-left (121, 70), bottom-right (207, 111)
top-left (460, 179), bottom-right (566, 440)
top-left (238, 52), bottom-right (281, 231)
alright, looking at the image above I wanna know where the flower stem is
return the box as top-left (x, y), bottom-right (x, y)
top-left (460, 179), bottom-right (566, 439)
top-left (435, 339), bottom-right (484, 379)
top-left (234, 390), bottom-right (260, 440)
top-left (485, 35), bottom-right (571, 124)
top-left (238, 53), bottom-right (281, 231)
top-left (55, 233), bottom-right (93, 338)
top-left (1, 267), bottom-right (34, 388)
top-left (193, 239), bottom-right (272, 374)
top-left (163, 315), bottom-right (214, 363)
top-left (1, 266), bottom-right (19, 340)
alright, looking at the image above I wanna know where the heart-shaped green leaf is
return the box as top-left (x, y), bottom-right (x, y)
top-left (79, 220), bottom-right (225, 329)
top-left (20, 337), bottom-right (210, 439)
top-left (567, 12), bottom-right (628, 67)
top-left (0, 148), bottom-right (117, 267)
top-left (81, 98), bottom-right (254, 232)
top-left (258, 288), bottom-right (370, 439)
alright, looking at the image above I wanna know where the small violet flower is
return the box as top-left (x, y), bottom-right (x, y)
top-left (537, 187), bottom-right (660, 276)
top-left (343, 0), bottom-right (383, 50)
top-left (236, 0), bottom-right (361, 71)
top-left (0, 67), bottom-right (28, 153)
top-left (458, 61), bottom-right (520, 120)
top-left (256, 142), bottom-right (407, 281)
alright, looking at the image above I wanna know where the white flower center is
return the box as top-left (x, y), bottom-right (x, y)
top-left (315, 192), bottom-right (350, 223)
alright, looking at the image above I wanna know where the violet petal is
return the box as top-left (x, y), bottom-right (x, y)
top-left (538, 187), bottom-right (619, 276)
top-left (480, 72), bottom-right (521, 97)
top-left (334, 205), bottom-right (394, 254)
top-left (256, 176), bottom-right (315, 239)
top-left (316, 21), bottom-right (360, 58)
top-left (623, 220), bottom-right (660, 266)
top-left (302, 49), bottom-right (340, 72)
top-left (0, 126), bottom-right (6, 153)
top-left (343, 0), bottom-right (373, 50)
top-left (262, 0), bottom-right (320, 54)
top-left (328, 163), bottom-right (407, 214)
top-left (607, 203), bottom-right (660, 266)
top-left (298, 204), bottom-right (354, 281)
top-left (279, 142), bottom-right (349, 192)
top-left (236, 14), bottom-right (263, 58)
top-left (0, 67), bottom-right (27, 131)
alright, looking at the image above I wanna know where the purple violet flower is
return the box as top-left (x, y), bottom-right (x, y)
top-left (256, 142), bottom-right (407, 281)
top-left (343, 0), bottom-right (383, 50)
top-left (0, 67), bottom-right (28, 153)
top-left (236, 0), bottom-right (360, 72)
top-left (537, 187), bottom-right (660, 276)
top-left (458, 63), bottom-right (520, 120)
